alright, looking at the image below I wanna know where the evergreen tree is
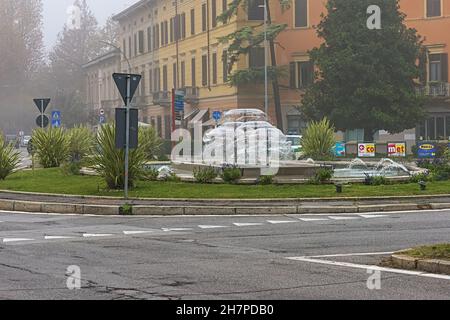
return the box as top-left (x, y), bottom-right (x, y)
top-left (301, 0), bottom-right (426, 141)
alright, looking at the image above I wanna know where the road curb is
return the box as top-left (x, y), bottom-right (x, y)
top-left (1, 198), bottom-right (449, 216)
top-left (391, 254), bottom-right (450, 275)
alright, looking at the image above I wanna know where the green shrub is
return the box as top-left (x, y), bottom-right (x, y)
top-left (140, 126), bottom-right (163, 161)
top-left (119, 203), bottom-right (133, 215)
top-left (430, 165), bottom-right (450, 181)
top-left (32, 128), bottom-right (69, 168)
top-left (221, 166), bottom-right (242, 184)
top-left (409, 172), bottom-right (429, 183)
top-left (65, 126), bottom-right (94, 175)
top-left (311, 167), bottom-right (333, 184)
top-left (0, 133), bottom-right (20, 180)
top-left (372, 175), bottom-right (388, 186)
top-left (91, 124), bottom-right (148, 189)
top-left (193, 166), bottom-right (218, 183)
top-left (161, 172), bottom-right (181, 182)
top-left (301, 118), bottom-right (336, 160)
top-left (144, 168), bottom-right (160, 181)
top-left (258, 175), bottom-right (274, 185)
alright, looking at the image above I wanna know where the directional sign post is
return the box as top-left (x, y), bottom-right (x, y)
top-left (112, 73), bottom-right (141, 200)
top-left (33, 98), bottom-right (51, 128)
top-left (51, 111), bottom-right (62, 128)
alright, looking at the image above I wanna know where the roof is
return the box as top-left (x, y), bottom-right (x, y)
top-left (112, 0), bottom-right (153, 21)
top-left (82, 50), bottom-right (121, 69)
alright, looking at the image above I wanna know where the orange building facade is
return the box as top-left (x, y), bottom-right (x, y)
top-left (84, 0), bottom-right (450, 142)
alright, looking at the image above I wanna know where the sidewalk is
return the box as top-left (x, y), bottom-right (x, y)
top-left (1, 190), bottom-right (450, 216)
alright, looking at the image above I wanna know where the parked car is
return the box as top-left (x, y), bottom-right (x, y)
top-left (22, 135), bottom-right (31, 147)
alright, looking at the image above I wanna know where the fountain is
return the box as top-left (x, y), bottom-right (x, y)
top-left (334, 158), bottom-right (410, 178)
top-left (172, 109), bottom-right (324, 178)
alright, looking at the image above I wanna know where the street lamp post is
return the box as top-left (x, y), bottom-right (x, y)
top-left (260, 2), bottom-right (269, 118)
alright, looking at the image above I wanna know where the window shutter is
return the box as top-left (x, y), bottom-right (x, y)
top-left (289, 62), bottom-right (296, 88)
top-left (441, 53), bottom-right (448, 82)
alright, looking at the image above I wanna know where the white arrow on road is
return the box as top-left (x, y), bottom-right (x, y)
top-left (267, 220), bottom-right (298, 224)
top-left (198, 225), bottom-right (228, 229)
top-left (83, 234), bottom-right (113, 238)
top-left (123, 230), bottom-right (155, 235)
top-left (44, 236), bottom-right (75, 240)
top-left (233, 223), bottom-right (264, 227)
top-left (3, 238), bottom-right (35, 243)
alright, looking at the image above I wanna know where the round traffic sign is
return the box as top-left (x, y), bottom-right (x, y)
top-left (36, 115), bottom-right (49, 128)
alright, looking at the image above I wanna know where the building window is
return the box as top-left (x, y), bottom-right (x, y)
top-left (134, 33), bottom-right (137, 56)
top-left (212, 0), bottom-right (217, 28)
top-left (427, 0), bottom-right (442, 17)
top-left (248, 0), bottom-right (264, 21)
top-left (181, 61), bottom-right (186, 88)
top-left (223, 0), bottom-right (228, 13)
top-left (202, 55), bottom-right (208, 87)
top-left (249, 47), bottom-right (265, 68)
top-left (163, 65), bottom-right (168, 91)
top-left (164, 21), bottom-right (169, 45)
top-left (123, 39), bottom-right (126, 58)
top-left (429, 53), bottom-right (448, 82)
top-left (147, 27), bottom-right (152, 52)
top-left (222, 50), bottom-right (228, 83)
top-left (212, 52), bottom-right (217, 85)
top-left (191, 9), bottom-right (195, 35)
top-left (138, 30), bottom-right (144, 54)
top-left (202, 3), bottom-right (207, 32)
top-left (149, 69), bottom-right (153, 94)
top-left (128, 36), bottom-right (132, 58)
top-left (290, 61), bottom-right (314, 88)
top-left (181, 13), bottom-right (186, 39)
top-left (295, 0), bottom-right (308, 28)
top-left (157, 116), bottom-right (162, 137)
top-left (192, 57), bottom-right (196, 86)
top-left (170, 18), bottom-right (174, 43)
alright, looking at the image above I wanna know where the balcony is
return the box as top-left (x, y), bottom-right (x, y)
top-left (180, 86), bottom-right (200, 104)
top-left (153, 91), bottom-right (171, 107)
top-left (417, 82), bottom-right (450, 98)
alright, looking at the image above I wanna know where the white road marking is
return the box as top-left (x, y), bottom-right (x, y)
top-left (83, 233), bottom-right (114, 238)
top-left (198, 225), bottom-right (228, 229)
top-left (44, 236), bottom-right (75, 240)
top-left (162, 228), bottom-right (193, 232)
top-left (306, 252), bottom-right (396, 258)
top-left (359, 214), bottom-right (389, 219)
top-left (123, 230), bottom-right (155, 235)
top-left (298, 218), bottom-right (329, 222)
top-left (233, 223), bottom-right (265, 227)
top-left (2, 238), bottom-right (35, 243)
top-left (329, 216), bottom-right (360, 220)
top-left (267, 220), bottom-right (298, 224)
top-left (286, 256), bottom-right (450, 280)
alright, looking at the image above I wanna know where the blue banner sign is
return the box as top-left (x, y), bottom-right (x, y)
top-left (334, 142), bottom-right (346, 157)
top-left (417, 142), bottom-right (437, 158)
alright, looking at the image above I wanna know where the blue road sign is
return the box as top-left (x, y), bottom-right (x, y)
top-left (99, 115), bottom-right (106, 124)
top-left (174, 91), bottom-right (185, 112)
top-left (51, 111), bottom-right (61, 128)
top-left (213, 111), bottom-right (222, 122)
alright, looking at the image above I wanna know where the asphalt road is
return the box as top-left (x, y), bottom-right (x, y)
top-left (0, 208), bottom-right (449, 300)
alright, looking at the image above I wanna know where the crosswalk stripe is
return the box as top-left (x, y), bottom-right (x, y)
top-left (359, 214), bottom-right (389, 219)
top-left (329, 216), bottom-right (360, 220)
top-left (44, 236), bottom-right (75, 240)
top-left (298, 218), bottom-right (329, 222)
top-left (123, 231), bottom-right (154, 235)
top-left (83, 234), bottom-right (113, 238)
top-left (267, 220), bottom-right (298, 224)
top-left (162, 228), bottom-right (193, 232)
top-left (233, 223), bottom-right (264, 227)
top-left (3, 238), bottom-right (34, 243)
top-left (198, 225), bottom-right (228, 229)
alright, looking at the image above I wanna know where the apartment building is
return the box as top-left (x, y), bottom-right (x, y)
top-left (84, 0), bottom-right (450, 142)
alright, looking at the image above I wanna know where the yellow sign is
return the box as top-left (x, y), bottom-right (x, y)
top-left (358, 143), bottom-right (376, 157)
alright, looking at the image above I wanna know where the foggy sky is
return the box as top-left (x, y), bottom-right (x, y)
top-left (43, 0), bottom-right (139, 51)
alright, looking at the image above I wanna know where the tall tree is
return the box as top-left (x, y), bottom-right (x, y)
top-left (301, 0), bottom-right (425, 141)
top-left (217, 0), bottom-right (291, 130)
top-left (0, 0), bottom-right (44, 133)
top-left (48, 0), bottom-right (112, 127)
